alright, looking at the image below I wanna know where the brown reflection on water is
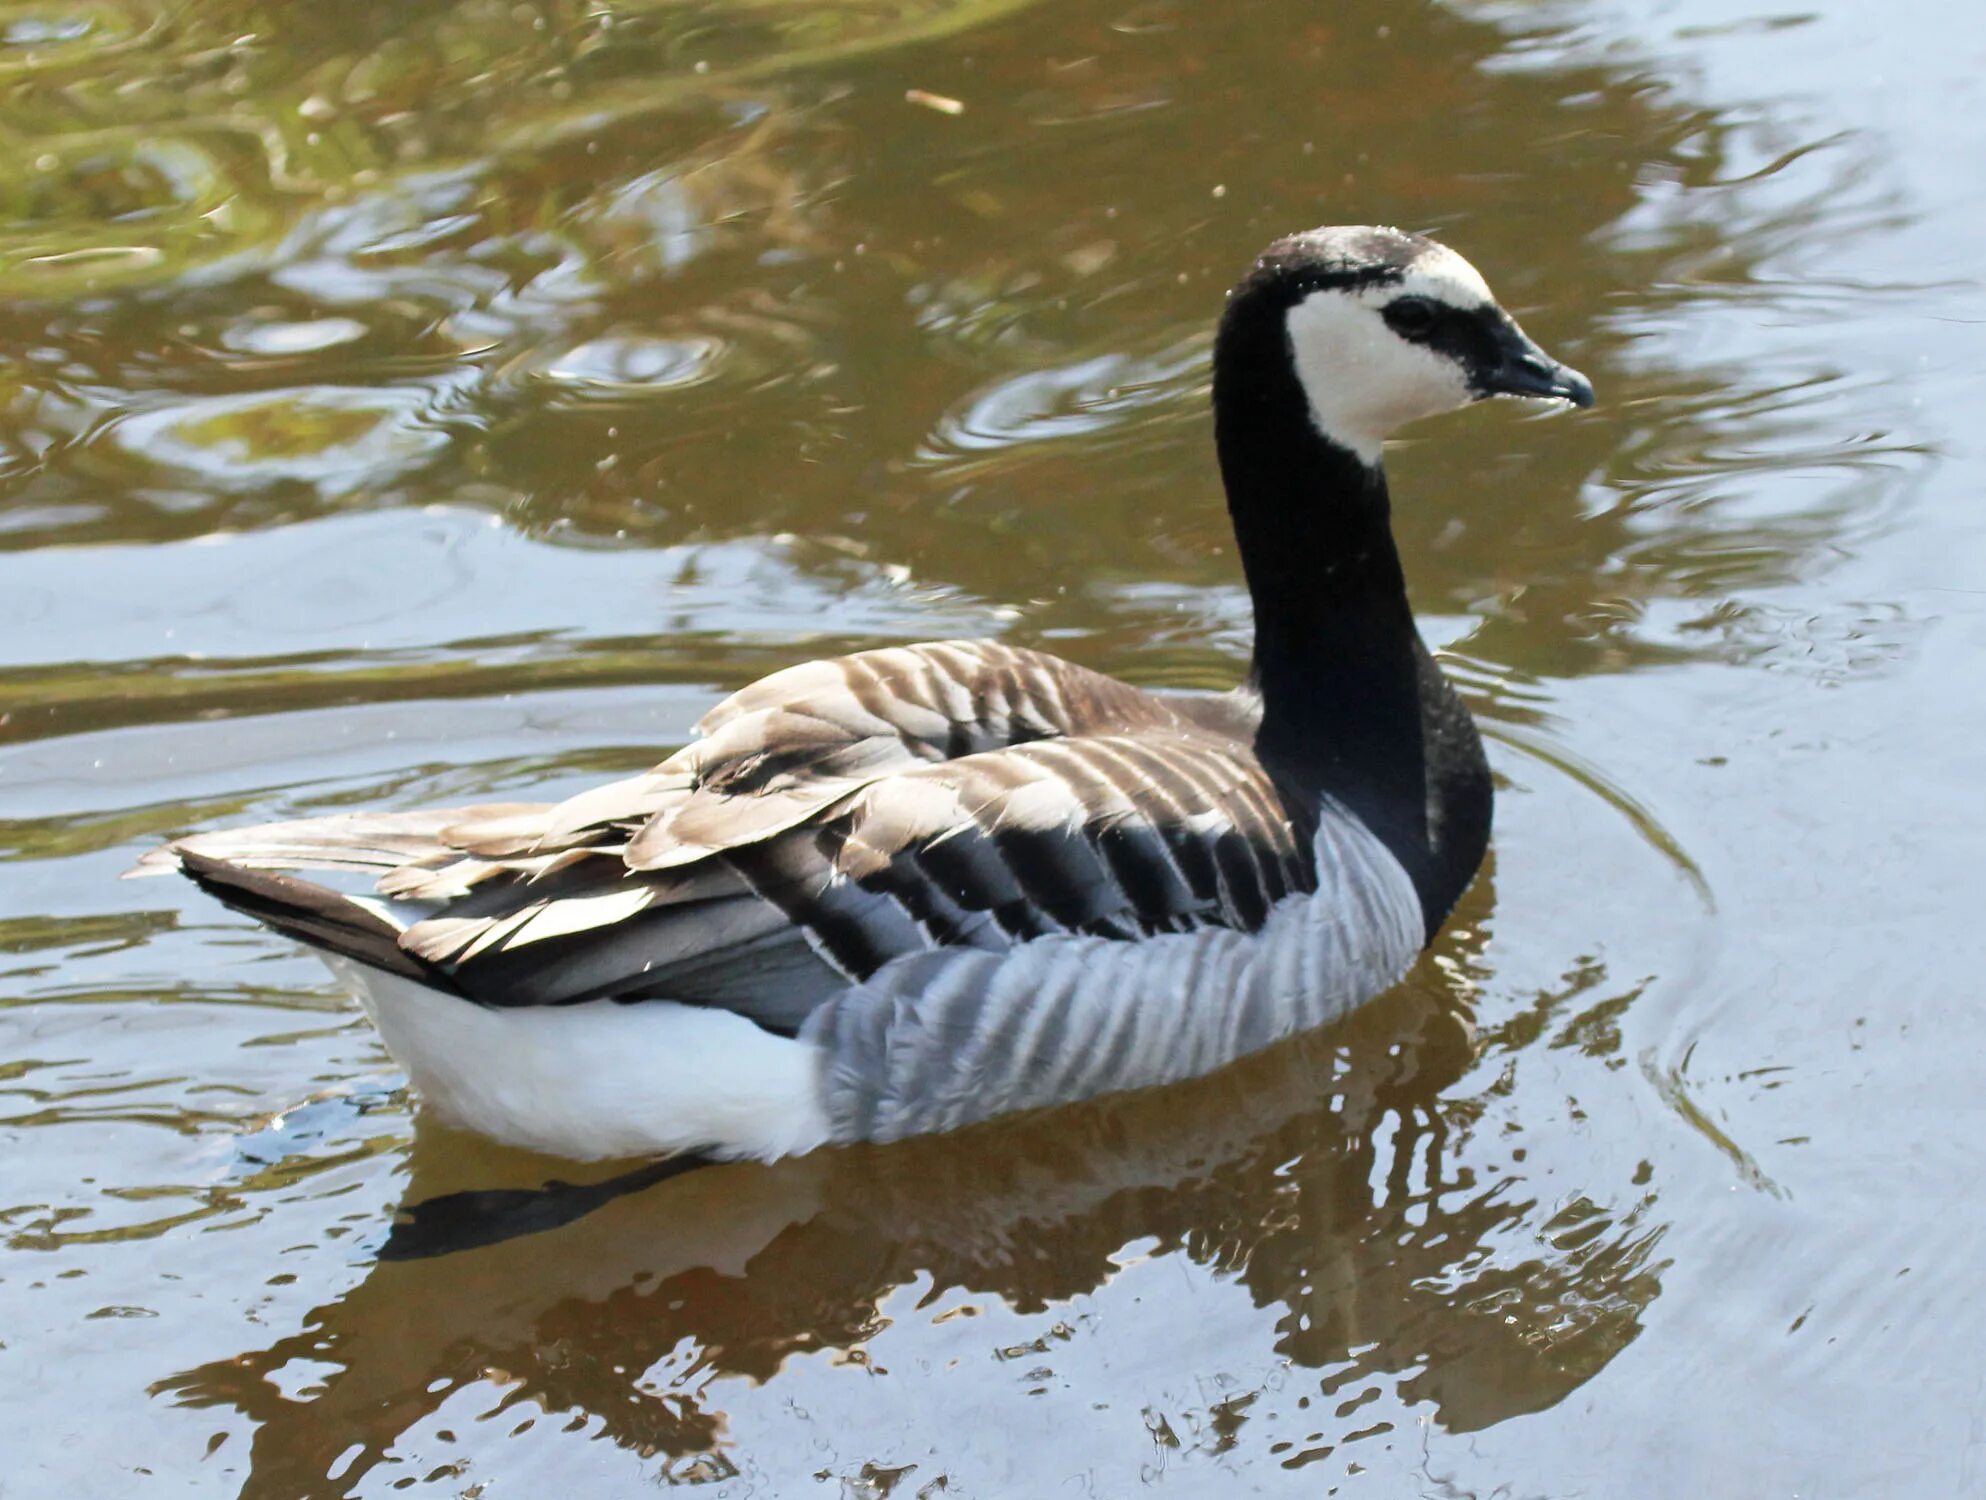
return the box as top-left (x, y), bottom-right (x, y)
top-left (0, 0), bottom-right (1908, 694)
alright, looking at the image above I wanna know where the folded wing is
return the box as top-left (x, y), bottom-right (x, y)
top-left (136, 641), bottom-right (1312, 1032)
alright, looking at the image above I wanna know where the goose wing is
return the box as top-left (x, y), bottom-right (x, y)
top-left (370, 639), bottom-right (1182, 879)
top-left (397, 720), bottom-right (1314, 1014)
top-left (132, 640), bottom-right (1169, 889)
top-left (138, 641), bottom-right (1314, 1028)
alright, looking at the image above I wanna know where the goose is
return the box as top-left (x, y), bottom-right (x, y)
top-left (131, 225), bottom-right (1592, 1162)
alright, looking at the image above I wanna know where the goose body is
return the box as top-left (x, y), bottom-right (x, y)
top-left (134, 226), bottom-right (1592, 1161)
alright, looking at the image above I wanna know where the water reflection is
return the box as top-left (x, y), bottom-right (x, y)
top-left (106, 387), bottom-right (450, 496)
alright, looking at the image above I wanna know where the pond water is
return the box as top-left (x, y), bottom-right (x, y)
top-left (3, 0), bottom-right (1983, 1494)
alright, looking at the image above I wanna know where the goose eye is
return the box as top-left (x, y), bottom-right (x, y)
top-left (1384, 297), bottom-right (1438, 339)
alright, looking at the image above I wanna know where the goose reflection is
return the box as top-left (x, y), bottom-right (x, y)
top-left (156, 879), bottom-right (1665, 1493)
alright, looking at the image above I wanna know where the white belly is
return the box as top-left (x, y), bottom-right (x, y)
top-left (321, 955), bottom-right (830, 1161)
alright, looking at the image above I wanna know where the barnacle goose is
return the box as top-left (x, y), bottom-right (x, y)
top-left (132, 226), bottom-right (1593, 1161)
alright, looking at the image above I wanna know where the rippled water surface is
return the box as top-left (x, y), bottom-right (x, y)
top-left (4, 0), bottom-right (1985, 1493)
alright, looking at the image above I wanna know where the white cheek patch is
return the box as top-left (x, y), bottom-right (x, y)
top-left (1284, 288), bottom-right (1472, 464)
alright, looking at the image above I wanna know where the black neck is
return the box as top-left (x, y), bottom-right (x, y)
top-left (1213, 319), bottom-right (1490, 937)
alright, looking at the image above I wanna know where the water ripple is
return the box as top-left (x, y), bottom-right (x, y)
top-left (918, 335), bottom-right (1207, 466)
top-left (99, 385), bottom-right (452, 497)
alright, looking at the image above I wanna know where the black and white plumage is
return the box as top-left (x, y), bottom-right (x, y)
top-left (132, 225), bottom-right (1593, 1161)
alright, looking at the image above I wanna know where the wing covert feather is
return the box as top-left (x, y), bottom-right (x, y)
top-left (624, 641), bottom-right (1183, 870)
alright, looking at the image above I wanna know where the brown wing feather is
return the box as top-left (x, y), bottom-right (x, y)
top-left (623, 641), bottom-right (1181, 869)
top-left (125, 807), bottom-right (548, 878)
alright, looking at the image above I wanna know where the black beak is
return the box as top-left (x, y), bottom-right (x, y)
top-left (1475, 320), bottom-right (1594, 409)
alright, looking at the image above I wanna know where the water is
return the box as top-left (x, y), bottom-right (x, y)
top-left (3, 0), bottom-right (1983, 1493)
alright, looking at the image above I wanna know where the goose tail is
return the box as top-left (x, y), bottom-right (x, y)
top-left (170, 850), bottom-right (444, 986)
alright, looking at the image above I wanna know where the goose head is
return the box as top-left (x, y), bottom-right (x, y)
top-left (1216, 224), bottom-right (1593, 466)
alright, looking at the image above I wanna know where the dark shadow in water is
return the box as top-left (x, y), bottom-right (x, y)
top-left (374, 1155), bottom-right (713, 1262)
